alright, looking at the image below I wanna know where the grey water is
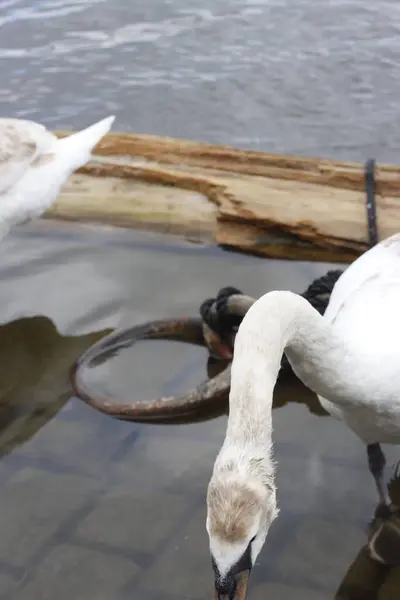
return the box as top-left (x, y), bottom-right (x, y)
top-left (0, 1), bottom-right (400, 599)
top-left (0, 223), bottom-right (396, 600)
top-left (1, 0), bottom-right (400, 162)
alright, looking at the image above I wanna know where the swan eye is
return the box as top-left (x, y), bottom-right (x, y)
top-left (250, 535), bottom-right (256, 543)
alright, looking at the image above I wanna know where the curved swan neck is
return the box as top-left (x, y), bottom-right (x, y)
top-left (224, 290), bottom-right (349, 450)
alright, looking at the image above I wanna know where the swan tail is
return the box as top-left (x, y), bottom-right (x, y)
top-left (55, 115), bottom-right (115, 171)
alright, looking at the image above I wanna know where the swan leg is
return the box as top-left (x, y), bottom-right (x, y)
top-left (367, 443), bottom-right (390, 506)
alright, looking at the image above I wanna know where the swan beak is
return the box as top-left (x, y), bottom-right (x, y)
top-left (202, 324), bottom-right (233, 360)
top-left (212, 570), bottom-right (250, 600)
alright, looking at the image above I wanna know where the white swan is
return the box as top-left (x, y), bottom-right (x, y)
top-left (206, 232), bottom-right (400, 600)
top-left (0, 115), bottom-right (115, 239)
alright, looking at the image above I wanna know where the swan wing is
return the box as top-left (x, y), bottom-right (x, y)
top-left (323, 233), bottom-right (400, 325)
top-left (0, 119), bottom-right (56, 195)
top-left (319, 234), bottom-right (400, 425)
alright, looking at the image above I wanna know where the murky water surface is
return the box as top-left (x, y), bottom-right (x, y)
top-left (2, 0), bottom-right (400, 162)
top-left (0, 223), bottom-right (396, 600)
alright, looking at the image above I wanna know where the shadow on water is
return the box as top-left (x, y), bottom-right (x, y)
top-left (0, 315), bottom-right (111, 456)
top-left (0, 223), bottom-right (398, 599)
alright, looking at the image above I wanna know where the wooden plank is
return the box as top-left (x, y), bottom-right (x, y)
top-left (47, 130), bottom-right (400, 263)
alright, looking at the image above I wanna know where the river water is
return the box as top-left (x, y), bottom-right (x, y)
top-left (2, 0), bottom-right (400, 162)
top-left (1, 1), bottom-right (400, 599)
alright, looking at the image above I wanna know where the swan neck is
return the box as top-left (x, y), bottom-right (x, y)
top-left (224, 291), bottom-right (341, 450)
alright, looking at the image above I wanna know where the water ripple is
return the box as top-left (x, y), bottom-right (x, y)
top-left (1, 0), bottom-right (400, 162)
top-left (0, 0), bottom-right (106, 27)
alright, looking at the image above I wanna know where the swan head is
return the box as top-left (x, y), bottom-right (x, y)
top-left (206, 469), bottom-right (278, 599)
top-left (202, 322), bottom-right (234, 360)
top-left (200, 288), bottom-right (248, 360)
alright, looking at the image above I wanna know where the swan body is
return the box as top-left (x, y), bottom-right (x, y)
top-left (310, 236), bottom-right (400, 443)
top-left (206, 233), bottom-right (400, 600)
top-left (0, 115), bottom-right (115, 239)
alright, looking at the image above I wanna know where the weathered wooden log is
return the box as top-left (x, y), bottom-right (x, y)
top-left (48, 130), bottom-right (400, 263)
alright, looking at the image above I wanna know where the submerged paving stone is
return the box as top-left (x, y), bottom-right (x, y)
top-left (275, 451), bottom-right (374, 522)
top-left (166, 460), bottom-right (213, 498)
top-left (0, 467), bottom-right (102, 568)
top-left (75, 489), bottom-right (190, 555)
top-left (128, 412), bottom-right (228, 447)
top-left (270, 518), bottom-right (364, 594)
top-left (12, 543), bottom-right (139, 600)
top-left (137, 504), bottom-right (212, 600)
top-left (10, 408), bottom-right (139, 481)
top-left (250, 581), bottom-right (326, 600)
top-left (113, 432), bottom-right (218, 496)
top-left (0, 572), bottom-right (19, 596)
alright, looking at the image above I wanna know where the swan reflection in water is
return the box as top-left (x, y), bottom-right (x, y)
top-left (0, 315), bottom-right (110, 455)
top-left (336, 466), bottom-right (400, 600)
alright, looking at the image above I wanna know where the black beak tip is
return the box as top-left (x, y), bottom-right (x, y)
top-left (212, 570), bottom-right (250, 600)
top-left (214, 577), bottom-right (236, 600)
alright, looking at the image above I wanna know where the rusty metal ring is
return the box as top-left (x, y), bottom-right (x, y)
top-left (70, 317), bottom-right (231, 422)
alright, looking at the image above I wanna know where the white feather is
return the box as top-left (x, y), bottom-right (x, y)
top-left (0, 115), bottom-right (115, 238)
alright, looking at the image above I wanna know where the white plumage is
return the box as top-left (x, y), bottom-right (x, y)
top-left (206, 233), bottom-right (400, 600)
top-left (0, 115), bottom-right (115, 238)
top-left (295, 234), bottom-right (400, 445)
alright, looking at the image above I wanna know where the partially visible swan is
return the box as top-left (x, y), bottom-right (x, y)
top-left (0, 115), bottom-right (115, 239)
top-left (206, 233), bottom-right (400, 600)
